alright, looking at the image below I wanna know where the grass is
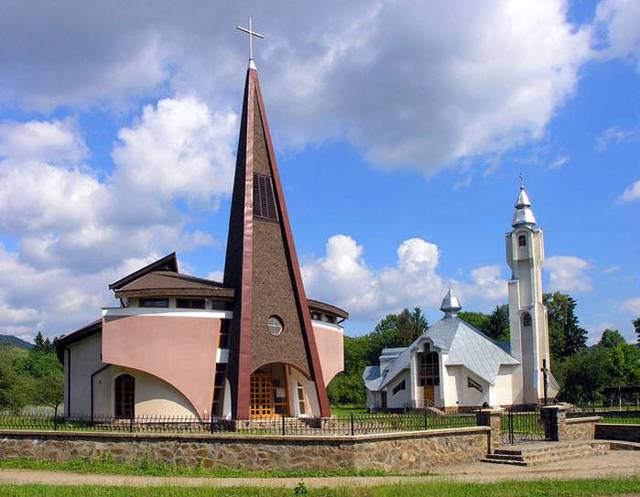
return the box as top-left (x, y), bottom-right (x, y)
top-left (0, 457), bottom-right (394, 479)
top-left (1, 478), bottom-right (640, 497)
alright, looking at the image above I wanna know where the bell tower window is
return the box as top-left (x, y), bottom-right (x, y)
top-left (518, 234), bottom-right (527, 247)
top-left (522, 312), bottom-right (532, 327)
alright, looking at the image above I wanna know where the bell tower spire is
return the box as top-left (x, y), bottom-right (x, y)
top-left (505, 183), bottom-right (554, 405)
top-left (223, 29), bottom-right (330, 419)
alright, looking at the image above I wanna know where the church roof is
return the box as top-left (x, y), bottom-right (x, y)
top-left (512, 186), bottom-right (537, 227)
top-left (367, 312), bottom-right (519, 391)
top-left (114, 271), bottom-right (234, 299)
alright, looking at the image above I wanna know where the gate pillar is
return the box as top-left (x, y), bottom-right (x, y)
top-left (540, 404), bottom-right (570, 441)
top-left (476, 408), bottom-right (503, 453)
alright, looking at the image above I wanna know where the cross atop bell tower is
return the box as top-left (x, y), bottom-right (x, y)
top-left (236, 17), bottom-right (264, 69)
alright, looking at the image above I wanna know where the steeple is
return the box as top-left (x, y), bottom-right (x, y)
top-left (440, 288), bottom-right (462, 318)
top-left (223, 55), bottom-right (330, 419)
top-left (511, 185), bottom-right (537, 227)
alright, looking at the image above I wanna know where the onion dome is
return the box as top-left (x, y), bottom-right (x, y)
top-left (440, 288), bottom-right (462, 318)
top-left (511, 186), bottom-right (537, 227)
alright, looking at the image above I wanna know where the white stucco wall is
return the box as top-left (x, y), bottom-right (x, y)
top-left (286, 367), bottom-right (320, 417)
top-left (490, 364), bottom-right (519, 406)
top-left (65, 332), bottom-right (103, 417)
top-left (92, 366), bottom-right (199, 418)
top-left (386, 371), bottom-right (410, 409)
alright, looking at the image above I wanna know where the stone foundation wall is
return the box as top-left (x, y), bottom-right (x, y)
top-left (595, 423), bottom-right (640, 443)
top-left (0, 427), bottom-right (490, 473)
top-left (563, 417), bottom-right (600, 441)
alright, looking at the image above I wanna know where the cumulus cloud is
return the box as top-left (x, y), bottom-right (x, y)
top-left (595, 0), bottom-right (640, 70)
top-left (544, 255), bottom-right (593, 292)
top-left (618, 180), bottom-right (640, 203)
top-left (622, 298), bottom-right (640, 315)
top-left (0, 96), bottom-right (235, 334)
top-left (0, 0), bottom-right (593, 174)
top-left (302, 235), bottom-right (507, 322)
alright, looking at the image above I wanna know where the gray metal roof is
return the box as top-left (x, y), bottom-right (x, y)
top-left (370, 315), bottom-right (519, 391)
top-left (363, 365), bottom-right (384, 391)
top-left (512, 186), bottom-right (537, 227)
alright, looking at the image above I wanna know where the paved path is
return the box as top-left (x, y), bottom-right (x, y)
top-left (0, 451), bottom-right (638, 488)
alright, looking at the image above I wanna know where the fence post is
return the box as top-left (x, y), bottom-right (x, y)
top-left (423, 409), bottom-right (428, 430)
top-left (350, 413), bottom-right (355, 436)
top-left (210, 416), bottom-right (214, 434)
top-left (53, 405), bottom-right (58, 431)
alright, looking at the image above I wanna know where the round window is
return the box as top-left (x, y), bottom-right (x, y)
top-left (267, 315), bottom-right (284, 336)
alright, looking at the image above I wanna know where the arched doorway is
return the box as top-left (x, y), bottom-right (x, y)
top-left (250, 364), bottom-right (291, 418)
top-left (115, 374), bottom-right (135, 418)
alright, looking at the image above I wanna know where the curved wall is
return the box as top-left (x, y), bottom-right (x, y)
top-left (102, 314), bottom-right (220, 419)
top-left (312, 322), bottom-right (344, 385)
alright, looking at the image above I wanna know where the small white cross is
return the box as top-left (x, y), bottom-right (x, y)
top-left (236, 16), bottom-right (264, 62)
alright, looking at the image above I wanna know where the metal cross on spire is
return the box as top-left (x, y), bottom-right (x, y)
top-left (519, 173), bottom-right (525, 189)
top-left (236, 16), bottom-right (264, 63)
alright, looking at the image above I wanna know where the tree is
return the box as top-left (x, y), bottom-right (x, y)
top-left (544, 292), bottom-right (587, 360)
top-left (33, 331), bottom-right (53, 354)
top-left (484, 305), bottom-right (510, 341)
top-left (395, 307), bottom-right (429, 346)
top-left (607, 343), bottom-right (640, 407)
top-left (598, 329), bottom-right (626, 349)
top-left (634, 318), bottom-right (640, 344)
top-left (555, 348), bottom-right (610, 404)
top-left (458, 311), bottom-right (489, 333)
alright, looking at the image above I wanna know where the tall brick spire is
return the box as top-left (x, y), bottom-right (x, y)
top-left (223, 64), bottom-right (331, 419)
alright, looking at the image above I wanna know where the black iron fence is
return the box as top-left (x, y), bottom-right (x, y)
top-left (499, 408), bottom-right (548, 444)
top-left (0, 411), bottom-right (478, 436)
top-left (567, 407), bottom-right (640, 425)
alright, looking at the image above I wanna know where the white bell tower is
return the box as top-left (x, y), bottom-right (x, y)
top-left (506, 185), bottom-right (552, 405)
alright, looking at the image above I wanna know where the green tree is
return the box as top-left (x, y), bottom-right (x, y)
top-left (544, 292), bottom-right (587, 360)
top-left (458, 311), bottom-right (489, 333)
top-left (395, 307), bottom-right (429, 347)
top-left (32, 331), bottom-right (53, 354)
top-left (555, 348), bottom-right (610, 404)
top-left (484, 305), bottom-right (510, 341)
top-left (598, 329), bottom-right (626, 348)
top-left (607, 343), bottom-right (640, 406)
top-left (634, 318), bottom-right (640, 344)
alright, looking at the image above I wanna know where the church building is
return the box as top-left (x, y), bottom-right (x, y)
top-left (363, 187), bottom-right (559, 411)
top-left (55, 55), bottom-right (347, 421)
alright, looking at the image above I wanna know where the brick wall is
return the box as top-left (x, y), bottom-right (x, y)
top-left (563, 417), bottom-right (599, 441)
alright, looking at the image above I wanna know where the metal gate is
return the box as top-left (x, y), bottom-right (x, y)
top-left (500, 408), bottom-right (548, 444)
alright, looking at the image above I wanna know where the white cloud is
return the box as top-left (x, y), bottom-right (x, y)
top-left (302, 235), bottom-right (507, 322)
top-left (0, 96), bottom-right (235, 334)
top-left (112, 97), bottom-right (236, 204)
top-left (622, 298), bottom-right (640, 315)
top-left (596, 126), bottom-right (639, 152)
top-left (0, 0), bottom-right (593, 174)
top-left (595, 0), bottom-right (640, 71)
top-left (548, 155), bottom-right (569, 170)
top-left (0, 119), bottom-right (87, 163)
top-left (544, 255), bottom-right (593, 292)
top-left (618, 180), bottom-right (640, 203)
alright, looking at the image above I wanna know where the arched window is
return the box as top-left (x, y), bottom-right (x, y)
top-left (115, 374), bottom-right (135, 418)
top-left (522, 313), bottom-right (532, 327)
top-left (518, 234), bottom-right (527, 247)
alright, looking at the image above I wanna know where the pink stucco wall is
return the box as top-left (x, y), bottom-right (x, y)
top-left (313, 323), bottom-right (344, 386)
top-left (102, 315), bottom-right (220, 419)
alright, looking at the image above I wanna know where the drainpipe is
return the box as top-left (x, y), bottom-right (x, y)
top-left (90, 364), bottom-right (110, 422)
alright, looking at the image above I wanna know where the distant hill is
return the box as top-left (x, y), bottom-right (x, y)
top-left (0, 334), bottom-right (33, 350)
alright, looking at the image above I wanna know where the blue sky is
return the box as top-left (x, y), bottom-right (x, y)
top-left (0, 0), bottom-right (638, 342)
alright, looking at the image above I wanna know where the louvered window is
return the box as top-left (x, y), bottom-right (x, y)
top-left (253, 174), bottom-right (278, 221)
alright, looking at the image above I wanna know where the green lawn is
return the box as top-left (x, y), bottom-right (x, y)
top-left (0, 458), bottom-right (393, 479)
top-left (1, 478), bottom-right (640, 497)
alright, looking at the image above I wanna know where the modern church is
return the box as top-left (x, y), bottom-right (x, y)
top-left (363, 188), bottom-right (560, 411)
top-left (56, 56), bottom-right (348, 421)
top-left (56, 34), bottom-right (560, 421)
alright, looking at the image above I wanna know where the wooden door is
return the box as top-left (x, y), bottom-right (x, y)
top-left (250, 373), bottom-right (274, 418)
top-left (423, 385), bottom-right (435, 406)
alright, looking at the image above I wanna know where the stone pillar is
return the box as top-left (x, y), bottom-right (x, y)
top-left (540, 405), bottom-right (570, 441)
top-left (476, 408), bottom-right (503, 453)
